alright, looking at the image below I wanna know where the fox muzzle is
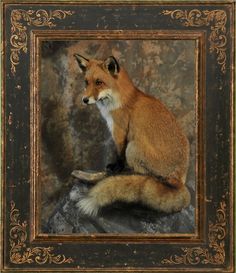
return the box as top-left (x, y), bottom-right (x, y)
top-left (82, 96), bottom-right (96, 105)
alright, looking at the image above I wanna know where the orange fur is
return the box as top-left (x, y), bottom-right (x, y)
top-left (73, 55), bottom-right (191, 216)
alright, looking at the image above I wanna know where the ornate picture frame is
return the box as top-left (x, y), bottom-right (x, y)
top-left (1, 1), bottom-right (235, 272)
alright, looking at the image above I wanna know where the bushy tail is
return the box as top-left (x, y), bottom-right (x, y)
top-left (76, 175), bottom-right (190, 216)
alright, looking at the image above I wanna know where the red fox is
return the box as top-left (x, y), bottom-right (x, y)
top-left (71, 54), bottom-right (191, 216)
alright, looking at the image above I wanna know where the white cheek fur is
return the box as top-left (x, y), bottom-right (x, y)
top-left (97, 89), bottom-right (113, 101)
top-left (97, 89), bottom-right (121, 111)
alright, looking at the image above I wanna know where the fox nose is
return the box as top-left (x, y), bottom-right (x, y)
top-left (82, 97), bottom-right (89, 104)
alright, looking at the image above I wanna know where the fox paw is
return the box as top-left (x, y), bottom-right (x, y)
top-left (76, 196), bottom-right (99, 217)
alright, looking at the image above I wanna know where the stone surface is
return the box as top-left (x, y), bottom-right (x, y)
top-left (44, 178), bottom-right (195, 234)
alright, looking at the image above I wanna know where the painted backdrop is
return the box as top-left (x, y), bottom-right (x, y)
top-left (40, 40), bottom-right (196, 233)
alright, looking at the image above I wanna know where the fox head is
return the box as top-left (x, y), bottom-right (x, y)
top-left (74, 54), bottom-right (123, 109)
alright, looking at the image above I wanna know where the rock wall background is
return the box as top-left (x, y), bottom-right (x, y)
top-left (40, 40), bottom-right (196, 232)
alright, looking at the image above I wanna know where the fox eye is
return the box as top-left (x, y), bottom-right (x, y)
top-left (85, 79), bottom-right (88, 86)
top-left (95, 79), bottom-right (103, 86)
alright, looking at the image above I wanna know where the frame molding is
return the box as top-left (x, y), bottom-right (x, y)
top-left (161, 197), bottom-right (226, 265)
top-left (2, 1), bottom-right (234, 272)
top-left (30, 29), bottom-right (204, 243)
top-left (161, 8), bottom-right (227, 73)
top-left (9, 201), bottom-right (74, 265)
top-left (10, 9), bottom-right (74, 75)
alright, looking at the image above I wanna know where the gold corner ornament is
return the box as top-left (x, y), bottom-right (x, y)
top-left (162, 9), bottom-right (227, 74)
top-left (10, 9), bottom-right (74, 75)
top-left (9, 201), bottom-right (73, 265)
top-left (161, 200), bottom-right (226, 265)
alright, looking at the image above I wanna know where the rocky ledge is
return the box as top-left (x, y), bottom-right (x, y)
top-left (44, 173), bottom-right (195, 234)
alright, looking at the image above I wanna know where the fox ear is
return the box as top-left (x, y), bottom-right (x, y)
top-left (74, 54), bottom-right (89, 73)
top-left (104, 56), bottom-right (120, 76)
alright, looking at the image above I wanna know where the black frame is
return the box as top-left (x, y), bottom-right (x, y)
top-left (1, 1), bottom-right (235, 272)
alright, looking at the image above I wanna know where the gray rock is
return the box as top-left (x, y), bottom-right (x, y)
top-left (46, 179), bottom-right (195, 234)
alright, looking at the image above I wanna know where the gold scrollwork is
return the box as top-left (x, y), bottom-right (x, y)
top-left (10, 9), bottom-right (74, 75)
top-left (10, 201), bottom-right (73, 265)
top-left (161, 201), bottom-right (226, 265)
top-left (162, 9), bottom-right (227, 73)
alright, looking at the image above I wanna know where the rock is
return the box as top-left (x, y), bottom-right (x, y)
top-left (45, 178), bottom-right (195, 234)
